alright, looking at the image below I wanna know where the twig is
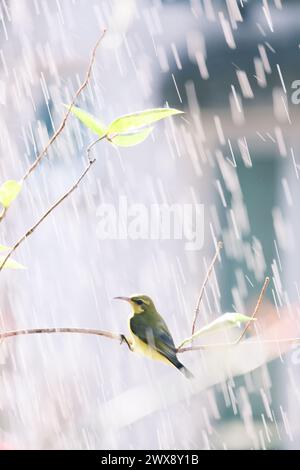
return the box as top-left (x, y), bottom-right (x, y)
top-left (22, 29), bottom-right (106, 182)
top-left (0, 208), bottom-right (6, 221)
top-left (191, 241), bottom-right (223, 335)
top-left (0, 136), bottom-right (104, 272)
top-left (178, 276), bottom-right (270, 352)
top-left (0, 30), bottom-right (106, 223)
top-left (86, 136), bottom-right (104, 158)
top-left (0, 327), bottom-right (132, 351)
top-left (234, 276), bottom-right (270, 344)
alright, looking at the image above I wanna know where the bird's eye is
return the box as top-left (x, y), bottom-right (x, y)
top-left (135, 299), bottom-right (144, 305)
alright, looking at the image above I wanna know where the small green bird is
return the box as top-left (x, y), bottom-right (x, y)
top-left (114, 294), bottom-right (193, 379)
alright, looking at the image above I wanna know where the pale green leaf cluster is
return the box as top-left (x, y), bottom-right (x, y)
top-left (0, 180), bottom-right (22, 208)
top-left (179, 312), bottom-right (254, 348)
top-left (110, 127), bottom-right (154, 147)
top-left (107, 108), bottom-right (182, 134)
top-left (66, 105), bottom-right (183, 147)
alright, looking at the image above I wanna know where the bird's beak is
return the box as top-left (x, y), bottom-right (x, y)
top-left (113, 296), bottom-right (131, 303)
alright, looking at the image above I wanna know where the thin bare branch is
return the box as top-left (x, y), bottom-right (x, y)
top-left (86, 136), bottom-right (104, 157)
top-left (0, 30), bottom-right (106, 223)
top-left (0, 327), bottom-right (132, 351)
top-left (0, 136), bottom-right (104, 272)
top-left (0, 324), bottom-right (298, 356)
top-left (191, 241), bottom-right (223, 335)
top-left (22, 29), bottom-right (106, 182)
top-left (0, 208), bottom-right (6, 221)
top-left (234, 276), bottom-right (270, 344)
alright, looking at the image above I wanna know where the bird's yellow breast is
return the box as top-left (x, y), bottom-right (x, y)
top-left (128, 318), bottom-right (171, 365)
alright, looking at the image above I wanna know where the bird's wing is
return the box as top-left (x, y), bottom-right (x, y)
top-left (130, 314), bottom-right (178, 364)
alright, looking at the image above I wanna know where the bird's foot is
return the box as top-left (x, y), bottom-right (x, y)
top-left (120, 334), bottom-right (133, 351)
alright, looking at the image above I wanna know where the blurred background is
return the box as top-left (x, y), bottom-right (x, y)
top-left (0, 0), bottom-right (300, 450)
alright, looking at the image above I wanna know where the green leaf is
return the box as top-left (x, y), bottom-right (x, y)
top-left (0, 180), bottom-right (22, 208)
top-left (0, 244), bottom-right (10, 252)
top-left (193, 312), bottom-right (254, 337)
top-left (179, 312), bottom-right (254, 348)
top-left (66, 105), bottom-right (107, 138)
top-left (107, 108), bottom-right (183, 135)
top-left (0, 256), bottom-right (25, 270)
top-left (110, 127), bottom-right (154, 147)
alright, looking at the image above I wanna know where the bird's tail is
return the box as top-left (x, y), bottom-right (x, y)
top-left (176, 361), bottom-right (194, 379)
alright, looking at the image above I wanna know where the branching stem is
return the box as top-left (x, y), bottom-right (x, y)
top-left (22, 29), bottom-right (106, 182)
top-left (0, 29), bottom-right (106, 223)
top-left (234, 276), bottom-right (270, 344)
top-left (178, 276), bottom-right (270, 352)
top-left (0, 136), bottom-right (105, 272)
top-left (191, 241), bottom-right (223, 335)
